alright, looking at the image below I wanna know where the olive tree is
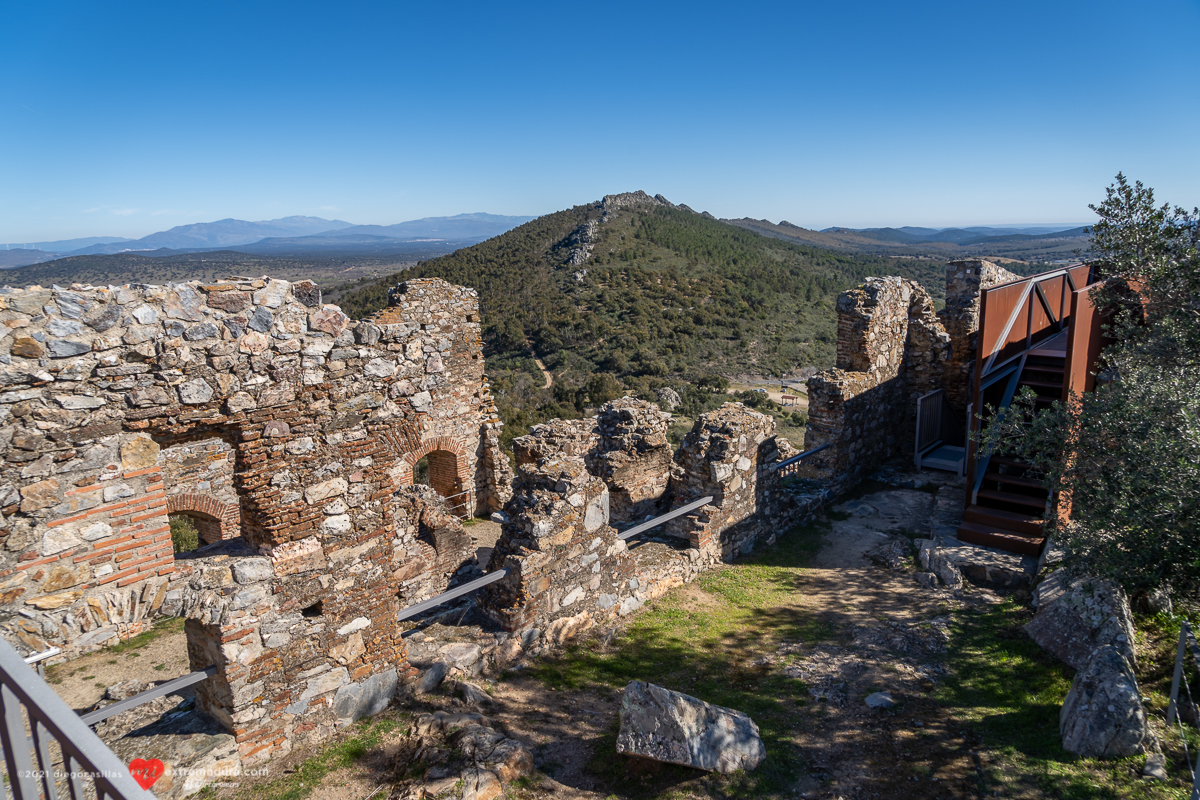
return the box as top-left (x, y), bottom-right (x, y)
top-left (978, 175), bottom-right (1199, 598)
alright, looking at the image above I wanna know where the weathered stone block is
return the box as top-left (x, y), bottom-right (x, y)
top-left (617, 680), bottom-right (765, 773)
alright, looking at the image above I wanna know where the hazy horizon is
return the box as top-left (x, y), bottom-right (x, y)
top-left (0, 214), bottom-right (1097, 252)
top-left (2, 0), bottom-right (1195, 242)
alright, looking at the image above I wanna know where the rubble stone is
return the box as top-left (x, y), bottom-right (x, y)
top-left (617, 680), bottom-right (765, 774)
top-left (1060, 645), bottom-right (1148, 758)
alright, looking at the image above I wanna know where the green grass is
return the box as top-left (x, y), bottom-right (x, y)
top-left (108, 615), bottom-right (186, 653)
top-left (936, 600), bottom-right (1180, 799)
top-left (232, 715), bottom-right (404, 800)
top-left (522, 519), bottom-right (830, 798)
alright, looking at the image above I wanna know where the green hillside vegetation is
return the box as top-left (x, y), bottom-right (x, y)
top-left (0, 250), bottom-right (449, 301)
top-left (338, 197), bottom-right (955, 450)
top-left (726, 218), bottom-right (1090, 264)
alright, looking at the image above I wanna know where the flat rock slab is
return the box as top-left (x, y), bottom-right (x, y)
top-left (924, 539), bottom-right (1037, 589)
top-left (1026, 570), bottom-right (1135, 670)
top-left (617, 680), bottom-right (765, 774)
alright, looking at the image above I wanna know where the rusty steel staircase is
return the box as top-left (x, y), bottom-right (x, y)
top-left (957, 333), bottom-right (1066, 555)
top-left (958, 264), bottom-right (1102, 557)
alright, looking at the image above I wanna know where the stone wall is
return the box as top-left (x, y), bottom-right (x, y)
top-left (512, 398), bottom-right (672, 525)
top-left (481, 456), bottom-right (635, 640)
top-left (585, 398), bottom-right (672, 525)
top-left (481, 401), bottom-right (814, 636)
top-left (0, 275), bottom-right (514, 762)
top-left (804, 277), bottom-right (951, 479)
top-left (939, 259), bottom-right (1021, 415)
top-left (666, 403), bottom-right (779, 563)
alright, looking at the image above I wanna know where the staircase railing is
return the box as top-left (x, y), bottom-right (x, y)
top-left (0, 635), bottom-right (156, 800)
top-left (915, 389), bottom-right (964, 472)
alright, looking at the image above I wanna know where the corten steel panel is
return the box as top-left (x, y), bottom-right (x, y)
top-left (1069, 263), bottom-right (1093, 290)
top-left (979, 282), bottom-right (1030, 368)
top-left (1040, 274), bottom-right (1067, 324)
top-left (1030, 286), bottom-right (1053, 343)
top-left (1063, 283), bottom-right (1107, 401)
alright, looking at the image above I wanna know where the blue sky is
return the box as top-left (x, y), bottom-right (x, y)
top-left (2, 0), bottom-right (1197, 242)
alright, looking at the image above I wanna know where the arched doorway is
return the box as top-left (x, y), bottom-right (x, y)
top-left (400, 439), bottom-right (472, 517)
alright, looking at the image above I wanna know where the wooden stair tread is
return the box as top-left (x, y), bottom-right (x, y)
top-left (964, 504), bottom-right (1044, 525)
top-left (976, 488), bottom-right (1049, 509)
top-left (1019, 379), bottom-right (1064, 389)
top-left (957, 521), bottom-right (1044, 541)
top-left (957, 524), bottom-right (1045, 557)
top-left (990, 456), bottom-right (1032, 468)
top-left (984, 471), bottom-right (1044, 489)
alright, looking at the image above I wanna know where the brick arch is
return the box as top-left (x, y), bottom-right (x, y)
top-left (167, 493), bottom-right (241, 546)
top-left (396, 436), bottom-right (473, 516)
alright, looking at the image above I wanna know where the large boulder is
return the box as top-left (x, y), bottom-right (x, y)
top-left (616, 680), bottom-right (765, 774)
top-left (1026, 570), bottom-right (1135, 670)
top-left (1060, 645), bottom-right (1148, 758)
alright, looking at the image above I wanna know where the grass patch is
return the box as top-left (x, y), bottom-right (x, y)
top-left (233, 715), bottom-right (404, 800)
top-left (936, 600), bottom-right (1179, 799)
top-left (109, 616), bottom-right (186, 654)
top-left (521, 520), bottom-right (830, 798)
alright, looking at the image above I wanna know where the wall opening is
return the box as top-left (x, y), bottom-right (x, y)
top-left (169, 513), bottom-right (202, 552)
top-left (413, 455), bottom-right (430, 486)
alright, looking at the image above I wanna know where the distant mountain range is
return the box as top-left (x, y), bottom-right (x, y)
top-left (724, 219), bottom-right (1091, 261)
top-left (0, 213), bottom-right (536, 267)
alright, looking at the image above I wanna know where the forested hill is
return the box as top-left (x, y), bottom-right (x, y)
top-left (338, 193), bottom-right (951, 380)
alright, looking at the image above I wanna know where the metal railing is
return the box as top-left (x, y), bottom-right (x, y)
top-left (0, 635), bottom-right (156, 800)
top-left (80, 667), bottom-right (218, 727)
top-left (915, 390), bottom-right (965, 474)
top-left (396, 495), bottom-right (721, 623)
top-left (772, 443), bottom-right (831, 479)
top-left (1167, 620), bottom-right (1200, 799)
top-left (616, 496), bottom-right (713, 541)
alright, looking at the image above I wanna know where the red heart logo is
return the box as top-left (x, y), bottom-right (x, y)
top-left (128, 758), bottom-right (165, 789)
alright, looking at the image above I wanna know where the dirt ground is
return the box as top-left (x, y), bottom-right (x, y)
top-left (46, 478), bottom-right (1032, 799)
top-left (46, 620), bottom-right (193, 713)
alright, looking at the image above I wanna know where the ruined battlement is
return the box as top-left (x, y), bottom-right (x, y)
top-left (806, 261), bottom-right (1014, 480)
top-left (0, 275), bottom-right (514, 762)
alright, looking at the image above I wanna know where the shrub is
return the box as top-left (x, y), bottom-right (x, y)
top-left (169, 515), bottom-right (199, 553)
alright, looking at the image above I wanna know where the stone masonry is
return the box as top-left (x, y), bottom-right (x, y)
top-left (804, 277), bottom-right (951, 478)
top-left (804, 262), bottom-right (1016, 480)
top-left (0, 276), bottom-right (511, 763)
top-left (939, 259), bottom-right (1021, 415)
top-left (482, 401), bottom-right (814, 636)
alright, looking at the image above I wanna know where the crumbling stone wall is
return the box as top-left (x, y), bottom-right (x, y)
top-left (939, 259), bottom-right (1021, 414)
top-left (804, 277), bottom-right (951, 478)
top-left (512, 418), bottom-right (598, 467)
top-left (482, 401), bottom-right (810, 635)
top-left (666, 403), bottom-right (778, 563)
top-left (481, 457), bottom-right (637, 641)
top-left (512, 398), bottom-right (672, 525)
top-left (585, 398), bottom-right (672, 525)
top-left (0, 276), bottom-right (513, 762)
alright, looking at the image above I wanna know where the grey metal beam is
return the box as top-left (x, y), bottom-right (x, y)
top-left (397, 569), bottom-right (509, 622)
top-left (79, 666), bottom-right (217, 726)
top-left (770, 442), bottom-right (831, 473)
top-left (617, 496), bottom-right (714, 541)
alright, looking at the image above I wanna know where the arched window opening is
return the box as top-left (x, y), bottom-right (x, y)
top-left (413, 455), bottom-right (430, 486)
top-left (170, 513), bottom-right (202, 552)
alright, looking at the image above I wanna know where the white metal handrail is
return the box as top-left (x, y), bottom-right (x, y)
top-left (0, 635), bottom-right (156, 800)
top-left (617, 496), bottom-right (714, 541)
